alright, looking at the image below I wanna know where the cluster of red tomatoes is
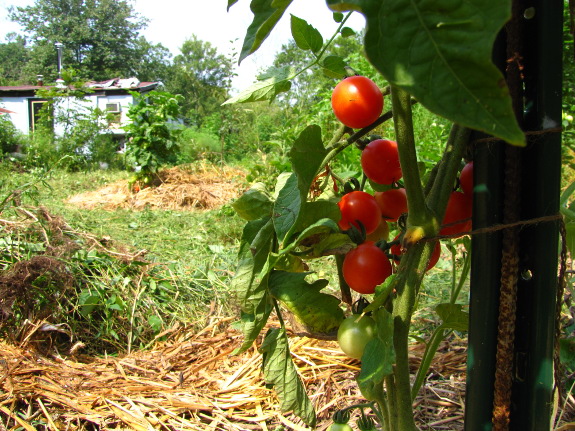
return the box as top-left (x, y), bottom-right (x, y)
top-left (331, 75), bottom-right (474, 297)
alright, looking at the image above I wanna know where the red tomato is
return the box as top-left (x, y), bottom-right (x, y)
top-left (374, 188), bottom-right (408, 222)
top-left (331, 76), bottom-right (383, 129)
top-left (337, 191), bottom-right (382, 234)
top-left (361, 139), bottom-right (402, 185)
top-left (440, 191), bottom-right (472, 236)
top-left (343, 241), bottom-right (393, 294)
top-left (390, 236), bottom-right (441, 271)
top-left (459, 161), bottom-right (474, 196)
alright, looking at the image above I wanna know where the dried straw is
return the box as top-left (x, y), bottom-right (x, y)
top-left (66, 165), bottom-right (246, 212)
top-left (0, 316), bottom-right (473, 430)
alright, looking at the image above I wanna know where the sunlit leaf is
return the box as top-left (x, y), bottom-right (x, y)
top-left (270, 271), bottom-right (344, 334)
top-left (260, 327), bottom-right (317, 426)
top-left (232, 183), bottom-right (273, 221)
top-left (291, 15), bottom-right (323, 53)
top-left (326, 0), bottom-right (525, 146)
top-left (239, 0), bottom-right (294, 63)
top-left (357, 308), bottom-right (395, 400)
top-left (322, 55), bottom-right (347, 79)
top-left (223, 66), bottom-right (295, 104)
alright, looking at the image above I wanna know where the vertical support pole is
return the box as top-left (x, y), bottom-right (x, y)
top-left (465, 1), bottom-right (563, 429)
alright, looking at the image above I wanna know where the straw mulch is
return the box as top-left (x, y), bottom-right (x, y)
top-left (0, 316), bottom-right (471, 431)
top-left (65, 165), bottom-right (245, 211)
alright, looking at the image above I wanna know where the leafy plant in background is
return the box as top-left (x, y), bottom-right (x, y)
top-left (123, 90), bottom-right (183, 187)
top-left (227, 1), bottom-right (524, 429)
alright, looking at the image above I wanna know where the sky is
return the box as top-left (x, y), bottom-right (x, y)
top-left (0, 0), bottom-right (365, 93)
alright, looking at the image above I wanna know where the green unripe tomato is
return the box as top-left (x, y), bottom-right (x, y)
top-left (329, 423), bottom-right (353, 431)
top-left (337, 314), bottom-right (377, 359)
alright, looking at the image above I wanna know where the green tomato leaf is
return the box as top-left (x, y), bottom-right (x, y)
top-left (227, 0), bottom-right (238, 11)
top-left (223, 67), bottom-right (294, 104)
top-left (326, 0), bottom-right (525, 146)
top-left (269, 271), bottom-right (344, 334)
top-left (322, 55), bottom-right (347, 79)
top-left (340, 26), bottom-right (355, 37)
top-left (232, 217), bottom-right (275, 354)
top-left (289, 125), bottom-right (329, 200)
top-left (357, 308), bottom-right (395, 401)
top-left (260, 327), bottom-right (317, 426)
top-left (273, 172), bottom-right (301, 245)
top-left (291, 218), bottom-right (340, 249)
top-left (291, 15), bottom-right (323, 53)
top-left (296, 200), bottom-right (341, 231)
top-left (333, 11), bottom-right (344, 22)
top-left (435, 303), bottom-right (469, 332)
top-left (232, 183), bottom-right (273, 221)
top-left (238, 0), bottom-right (294, 63)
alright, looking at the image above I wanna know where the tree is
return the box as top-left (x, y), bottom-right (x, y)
top-left (0, 33), bottom-right (30, 85)
top-left (8, 0), bottom-right (154, 81)
top-left (165, 35), bottom-right (234, 127)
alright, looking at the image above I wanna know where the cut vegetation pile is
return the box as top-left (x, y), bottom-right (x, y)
top-left (66, 165), bottom-right (245, 211)
top-left (0, 316), bottom-right (471, 431)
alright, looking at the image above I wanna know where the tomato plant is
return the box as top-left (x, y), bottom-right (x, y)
top-left (343, 241), bottom-right (393, 294)
top-left (366, 219), bottom-right (390, 242)
top-left (337, 314), bottom-right (377, 359)
top-left (331, 75), bottom-right (384, 129)
top-left (361, 139), bottom-right (403, 185)
top-left (391, 237), bottom-right (441, 271)
top-left (374, 188), bottom-right (408, 221)
top-left (328, 424), bottom-right (353, 431)
top-left (440, 191), bottom-right (473, 236)
top-left (459, 161), bottom-right (474, 196)
top-left (338, 191), bottom-right (382, 234)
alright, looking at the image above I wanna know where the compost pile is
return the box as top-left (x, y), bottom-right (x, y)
top-left (66, 164), bottom-right (244, 211)
top-left (0, 316), bottom-right (471, 431)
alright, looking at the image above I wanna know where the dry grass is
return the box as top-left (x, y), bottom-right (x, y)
top-left (0, 315), bottom-right (474, 431)
top-left (65, 165), bottom-right (245, 212)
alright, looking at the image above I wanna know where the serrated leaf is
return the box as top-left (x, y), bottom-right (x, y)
top-left (295, 200), bottom-right (341, 232)
top-left (291, 15), bottom-right (323, 53)
top-left (289, 125), bottom-right (329, 197)
top-left (340, 26), bottom-right (355, 37)
top-left (326, 0), bottom-right (525, 146)
top-left (291, 218), bottom-right (340, 248)
top-left (269, 271), bottom-right (344, 334)
top-left (232, 217), bottom-right (275, 354)
top-left (223, 67), bottom-right (294, 104)
top-left (260, 327), bottom-right (317, 426)
top-left (273, 172), bottom-right (301, 244)
top-left (238, 0), bottom-right (294, 63)
top-left (322, 55), bottom-right (347, 79)
top-left (435, 303), bottom-right (469, 332)
top-left (357, 308), bottom-right (395, 401)
top-left (232, 183), bottom-right (273, 221)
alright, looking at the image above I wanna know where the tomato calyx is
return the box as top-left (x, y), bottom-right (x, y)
top-left (352, 297), bottom-right (371, 315)
top-left (357, 415), bottom-right (377, 431)
top-left (332, 409), bottom-right (351, 425)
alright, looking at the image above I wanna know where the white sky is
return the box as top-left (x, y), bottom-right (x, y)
top-left (0, 0), bottom-right (365, 94)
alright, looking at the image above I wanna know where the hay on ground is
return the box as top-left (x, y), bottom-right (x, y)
top-left (66, 165), bottom-right (246, 211)
top-left (0, 316), bottom-right (475, 430)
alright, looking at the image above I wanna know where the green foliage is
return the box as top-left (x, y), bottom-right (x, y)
top-left (177, 128), bottom-right (222, 164)
top-left (165, 36), bottom-right (234, 128)
top-left (0, 115), bottom-right (24, 155)
top-left (123, 90), bottom-right (183, 182)
top-left (327, 0), bottom-right (524, 146)
top-left (8, 0), bottom-right (152, 82)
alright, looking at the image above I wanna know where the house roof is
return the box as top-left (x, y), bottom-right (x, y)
top-left (0, 78), bottom-right (160, 96)
top-left (0, 107), bottom-right (15, 114)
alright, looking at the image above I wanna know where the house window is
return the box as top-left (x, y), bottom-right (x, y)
top-left (105, 102), bottom-right (121, 126)
top-left (28, 99), bottom-right (52, 133)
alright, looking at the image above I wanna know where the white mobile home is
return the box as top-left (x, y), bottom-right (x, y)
top-left (0, 78), bottom-right (160, 136)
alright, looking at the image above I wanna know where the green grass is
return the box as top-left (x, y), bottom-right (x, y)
top-left (0, 163), bottom-right (245, 353)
